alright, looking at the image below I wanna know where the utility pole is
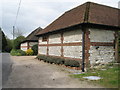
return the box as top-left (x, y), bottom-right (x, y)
top-left (13, 26), bottom-right (15, 49)
top-left (13, 26), bottom-right (15, 40)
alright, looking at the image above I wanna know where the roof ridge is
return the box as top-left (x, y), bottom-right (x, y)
top-left (89, 2), bottom-right (120, 10)
top-left (83, 2), bottom-right (91, 23)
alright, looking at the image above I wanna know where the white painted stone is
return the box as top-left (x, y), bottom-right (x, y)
top-left (38, 46), bottom-right (47, 55)
top-left (49, 34), bottom-right (61, 44)
top-left (21, 48), bottom-right (27, 51)
top-left (63, 29), bottom-right (82, 43)
top-left (21, 42), bottom-right (27, 46)
top-left (63, 46), bottom-right (82, 59)
top-left (49, 46), bottom-right (61, 56)
top-left (89, 29), bottom-right (115, 42)
top-left (29, 42), bottom-right (38, 46)
top-left (21, 42), bottom-right (27, 51)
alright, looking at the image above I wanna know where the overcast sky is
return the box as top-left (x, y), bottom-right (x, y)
top-left (1, 0), bottom-right (120, 39)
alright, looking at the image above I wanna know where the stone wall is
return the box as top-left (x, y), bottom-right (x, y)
top-left (21, 42), bottom-right (38, 51)
top-left (38, 29), bottom-right (82, 59)
top-left (38, 37), bottom-right (47, 54)
top-left (89, 29), bottom-right (115, 66)
top-left (89, 29), bottom-right (115, 42)
top-left (89, 46), bottom-right (114, 65)
top-left (21, 42), bottom-right (27, 46)
top-left (29, 42), bottom-right (38, 47)
top-left (38, 46), bottom-right (47, 54)
top-left (39, 37), bottom-right (47, 44)
top-left (63, 46), bottom-right (82, 59)
top-left (49, 46), bottom-right (61, 56)
top-left (38, 28), bottom-right (116, 68)
top-left (21, 42), bottom-right (28, 51)
top-left (49, 34), bottom-right (61, 44)
top-left (63, 30), bottom-right (82, 43)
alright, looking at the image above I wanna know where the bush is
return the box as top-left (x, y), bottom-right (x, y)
top-left (26, 49), bottom-right (33, 55)
top-left (31, 44), bottom-right (38, 55)
top-left (10, 49), bottom-right (26, 56)
top-left (64, 60), bottom-right (80, 67)
top-left (54, 58), bottom-right (65, 65)
top-left (18, 50), bottom-right (26, 56)
top-left (37, 55), bottom-right (80, 67)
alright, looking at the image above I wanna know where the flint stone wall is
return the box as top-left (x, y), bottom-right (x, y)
top-left (89, 29), bottom-right (115, 66)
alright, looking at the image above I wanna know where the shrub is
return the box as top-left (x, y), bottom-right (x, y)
top-left (55, 58), bottom-right (65, 65)
top-left (26, 49), bottom-right (33, 55)
top-left (37, 55), bottom-right (80, 67)
top-left (18, 49), bottom-right (26, 56)
top-left (10, 49), bottom-right (26, 56)
top-left (31, 44), bottom-right (38, 55)
top-left (65, 60), bottom-right (80, 67)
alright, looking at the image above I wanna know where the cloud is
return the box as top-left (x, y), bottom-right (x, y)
top-left (1, 0), bottom-right (120, 39)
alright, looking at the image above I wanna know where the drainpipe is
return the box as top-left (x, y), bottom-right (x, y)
top-left (82, 27), bottom-right (85, 72)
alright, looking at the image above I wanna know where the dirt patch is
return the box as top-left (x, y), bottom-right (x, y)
top-left (4, 56), bottom-right (103, 88)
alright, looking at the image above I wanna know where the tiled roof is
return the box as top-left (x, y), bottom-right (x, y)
top-left (36, 2), bottom-right (120, 36)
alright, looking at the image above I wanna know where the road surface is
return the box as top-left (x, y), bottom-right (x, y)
top-left (2, 53), bottom-right (13, 87)
top-left (3, 56), bottom-right (103, 88)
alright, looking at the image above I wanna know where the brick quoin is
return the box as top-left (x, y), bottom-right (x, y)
top-left (84, 29), bottom-right (90, 68)
top-left (61, 32), bottom-right (64, 57)
top-left (47, 35), bottom-right (49, 55)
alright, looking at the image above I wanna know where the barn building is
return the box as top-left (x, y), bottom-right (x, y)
top-left (21, 27), bottom-right (42, 51)
top-left (36, 2), bottom-right (120, 70)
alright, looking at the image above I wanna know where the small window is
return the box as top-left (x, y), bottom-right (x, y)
top-left (42, 35), bottom-right (48, 42)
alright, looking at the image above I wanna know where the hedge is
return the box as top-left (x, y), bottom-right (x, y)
top-left (10, 49), bottom-right (26, 56)
top-left (37, 55), bottom-right (80, 67)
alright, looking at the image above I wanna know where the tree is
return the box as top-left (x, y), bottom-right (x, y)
top-left (13, 36), bottom-right (25, 49)
top-left (0, 28), bottom-right (2, 52)
top-left (1, 29), bottom-right (7, 52)
top-left (5, 38), bottom-right (13, 52)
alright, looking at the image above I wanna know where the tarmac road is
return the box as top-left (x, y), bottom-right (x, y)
top-left (2, 53), bottom-right (13, 87)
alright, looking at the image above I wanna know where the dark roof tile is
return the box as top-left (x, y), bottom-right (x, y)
top-left (36, 2), bottom-right (120, 36)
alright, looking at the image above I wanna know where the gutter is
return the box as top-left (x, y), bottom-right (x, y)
top-left (82, 27), bottom-right (85, 72)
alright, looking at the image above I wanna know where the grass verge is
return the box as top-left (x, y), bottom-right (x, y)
top-left (70, 63), bottom-right (120, 88)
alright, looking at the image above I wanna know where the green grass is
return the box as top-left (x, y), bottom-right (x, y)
top-left (70, 64), bottom-right (120, 88)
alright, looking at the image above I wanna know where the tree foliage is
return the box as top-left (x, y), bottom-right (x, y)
top-left (5, 38), bottom-right (13, 52)
top-left (31, 44), bottom-right (38, 55)
top-left (1, 29), bottom-right (7, 52)
top-left (0, 28), bottom-right (2, 52)
top-left (13, 36), bottom-right (25, 49)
